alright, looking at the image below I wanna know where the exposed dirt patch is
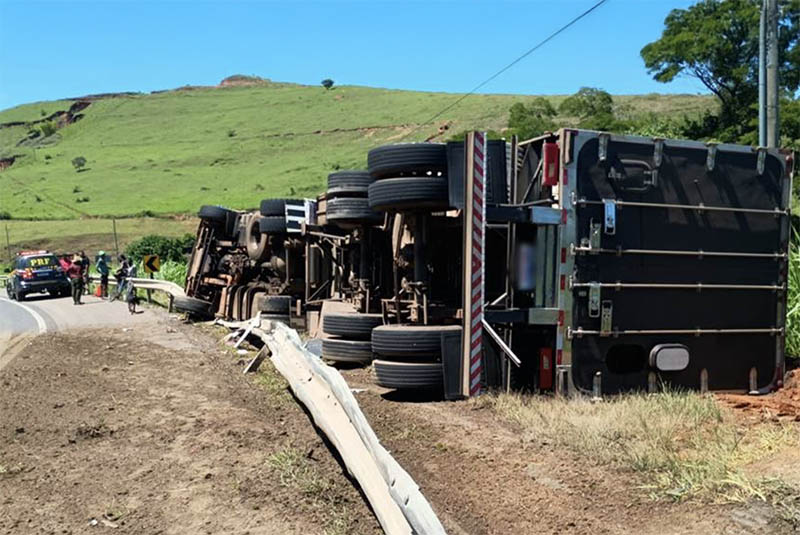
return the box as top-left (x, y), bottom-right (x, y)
top-left (717, 369), bottom-right (800, 421)
top-left (339, 366), bottom-right (799, 535)
top-left (0, 326), bottom-right (381, 535)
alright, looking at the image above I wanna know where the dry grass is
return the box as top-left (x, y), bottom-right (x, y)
top-left (477, 389), bottom-right (800, 513)
top-left (267, 446), bottom-right (354, 535)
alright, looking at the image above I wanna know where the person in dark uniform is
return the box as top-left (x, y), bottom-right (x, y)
top-left (79, 251), bottom-right (91, 294)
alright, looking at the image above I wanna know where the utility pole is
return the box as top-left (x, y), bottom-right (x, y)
top-left (758, 0), bottom-right (767, 146)
top-left (766, 0), bottom-right (780, 148)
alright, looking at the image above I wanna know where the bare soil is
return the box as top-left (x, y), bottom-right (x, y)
top-left (2, 317), bottom-right (798, 535)
top-left (0, 322), bottom-right (381, 535)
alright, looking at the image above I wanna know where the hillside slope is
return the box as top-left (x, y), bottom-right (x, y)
top-left (0, 82), bottom-right (715, 220)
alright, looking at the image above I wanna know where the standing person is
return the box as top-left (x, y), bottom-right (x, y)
top-left (66, 255), bottom-right (84, 305)
top-left (125, 260), bottom-right (138, 314)
top-left (96, 251), bottom-right (109, 299)
top-left (111, 254), bottom-right (130, 301)
top-left (79, 251), bottom-right (91, 295)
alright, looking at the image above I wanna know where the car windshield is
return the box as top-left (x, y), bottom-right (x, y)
top-left (20, 255), bottom-right (59, 269)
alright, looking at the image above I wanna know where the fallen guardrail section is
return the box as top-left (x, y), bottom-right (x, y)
top-left (219, 317), bottom-right (447, 535)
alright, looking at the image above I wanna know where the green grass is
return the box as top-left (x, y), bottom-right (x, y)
top-left (0, 100), bottom-right (76, 123)
top-left (0, 217), bottom-right (198, 264)
top-left (0, 82), bottom-right (716, 220)
top-left (479, 390), bottom-right (800, 512)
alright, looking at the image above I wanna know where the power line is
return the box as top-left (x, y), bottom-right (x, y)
top-left (402, 0), bottom-right (610, 140)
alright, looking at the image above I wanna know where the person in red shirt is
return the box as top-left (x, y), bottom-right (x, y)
top-left (66, 255), bottom-right (84, 305)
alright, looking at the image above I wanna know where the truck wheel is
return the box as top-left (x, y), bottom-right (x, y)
top-left (259, 216), bottom-right (287, 234)
top-left (326, 197), bottom-right (382, 224)
top-left (327, 171), bottom-right (374, 196)
top-left (260, 198), bottom-right (301, 217)
top-left (367, 143), bottom-right (447, 179)
top-left (322, 339), bottom-right (373, 364)
top-left (257, 294), bottom-right (291, 314)
top-left (323, 313), bottom-right (383, 340)
top-left (368, 177), bottom-right (449, 212)
top-left (373, 360), bottom-right (443, 389)
top-left (245, 216), bottom-right (269, 261)
top-left (198, 205), bottom-right (233, 222)
top-left (173, 295), bottom-right (213, 318)
top-left (261, 313), bottom-right (290, 324)
top-left (372, 324), bottom-right (462, 358)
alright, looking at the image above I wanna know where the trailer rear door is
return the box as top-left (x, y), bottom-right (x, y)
top-left (562, 131), bottom-right (792, 394)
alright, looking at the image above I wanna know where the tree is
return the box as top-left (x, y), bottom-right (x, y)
top-left (641, 0), bottom-right (800, 141)
top-left (508, 98), bottom-right (557, 139)
top-left (321, 79), bottom-right (335, 90)
top-left (559, 87), bottom-right (618, 130)
top-left (71, 156), bottom-right (87, 172)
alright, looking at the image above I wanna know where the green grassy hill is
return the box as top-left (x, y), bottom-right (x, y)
top-left (0, 82), bottom-right (715, 221)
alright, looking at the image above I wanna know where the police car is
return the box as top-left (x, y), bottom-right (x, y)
top-left (5, 250), bottom-right (71, 301)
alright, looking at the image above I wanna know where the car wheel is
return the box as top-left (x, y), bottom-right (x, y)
top-left (367, 176), bottom-right (449, 212)
top-left (322, 338), bottom-right (373, 364)
top-left (323, 313), bottom-right (383, 340)
top-left (173, 295), bottom-right (214, 318)
top-left (373, 360), bottom-right (443, 389)
top-left (371, 324), bottom-right (462, 359)
top-left (367, 143), bottom-right (447, 179)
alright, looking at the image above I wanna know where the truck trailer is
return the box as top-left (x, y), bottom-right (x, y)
top-left (179, 129), bottom-right (794, 398)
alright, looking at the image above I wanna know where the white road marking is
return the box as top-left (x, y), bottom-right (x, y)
top-left (0, 297), bottom-right (48, 334)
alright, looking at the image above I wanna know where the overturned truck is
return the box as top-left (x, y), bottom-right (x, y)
top-left (178, 129), bottom-right (794, 397)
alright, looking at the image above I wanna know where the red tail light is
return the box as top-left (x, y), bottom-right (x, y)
top-left (21, 269), bottom-right (34, 279)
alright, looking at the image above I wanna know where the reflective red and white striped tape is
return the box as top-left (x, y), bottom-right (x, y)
top-left (470, 132), bottom-right (487, 396)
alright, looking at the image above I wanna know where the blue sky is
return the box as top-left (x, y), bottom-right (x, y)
top-left (0, 0), bottom-right (705, 111)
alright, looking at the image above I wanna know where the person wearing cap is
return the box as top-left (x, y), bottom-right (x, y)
top-left (96, 251), bottom-right (109, 299)
top-left (66, 255), bottom-right (84, 305)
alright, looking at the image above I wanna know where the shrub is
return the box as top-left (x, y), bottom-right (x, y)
top-left (321, 79), bottom-right (334, 90)
top-left (71, 156), bottom-right (87, 171)
top-left (125, 234), bottom-right (196, 263)
top-left (39, 121), bottom-right (57, 137)
top-left (0, 211), bottom-right (11, 220)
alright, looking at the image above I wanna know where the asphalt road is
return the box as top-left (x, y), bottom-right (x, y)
top-left (0, 288), bottom-right (154, 339)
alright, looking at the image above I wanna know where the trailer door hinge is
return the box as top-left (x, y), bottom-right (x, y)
top-left (588, 282), bottom-right (601, 318)
top-left (653, 139), bottom-right (664, 167)
top-left (600, 300), bottom-right (613, 335)
top-left (603, 199), bottom-right (616, 235)
top-left (757, 147), bottom-right (767, 175)
top-left (589, 221), bottom-right (602, 252)
top-left (598, 133), bottom-right (610, 162)
top-left (706, 143), bottom-right (718, 172)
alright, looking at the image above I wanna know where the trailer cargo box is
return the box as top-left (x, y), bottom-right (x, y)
top-left (504, 130), bottom-right (794, 395)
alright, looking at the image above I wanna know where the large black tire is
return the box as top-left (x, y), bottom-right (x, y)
top-left (261, 313), bottom-right (290, 324)
top-left (260, 198), bottom-right (301, 217)
top-left (245, 216), bottom-right (269, 261)
top-left (367, 143), bottom-right (447, 179)
top-left (198, 205), bottom-right (232, 222)
top-left (373, 360), bottom-right (443, 389)
top-left (257, 294), bottom-right (291, 314)
top-left (323, 313), bottom-right (383, 340)
top-left (259, 216), bottom-right (287, 234)
top-left (174, 295), bottom-right (213, 318)
top-left (198, 205), bottom-right (238, 238)
top-left (322, 339), bottom-right (373, 363)
top-left (326, 197), bottom-right (382, 224)
top-left (368, 177), bottom-right (449, 212)
top-left (372, 324), bottom-right (462, 358)
top-left (327, 171), bottom-right (374, 196)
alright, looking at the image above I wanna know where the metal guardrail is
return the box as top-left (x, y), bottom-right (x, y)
top-left (90, 275), bottom-right (186, 297)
